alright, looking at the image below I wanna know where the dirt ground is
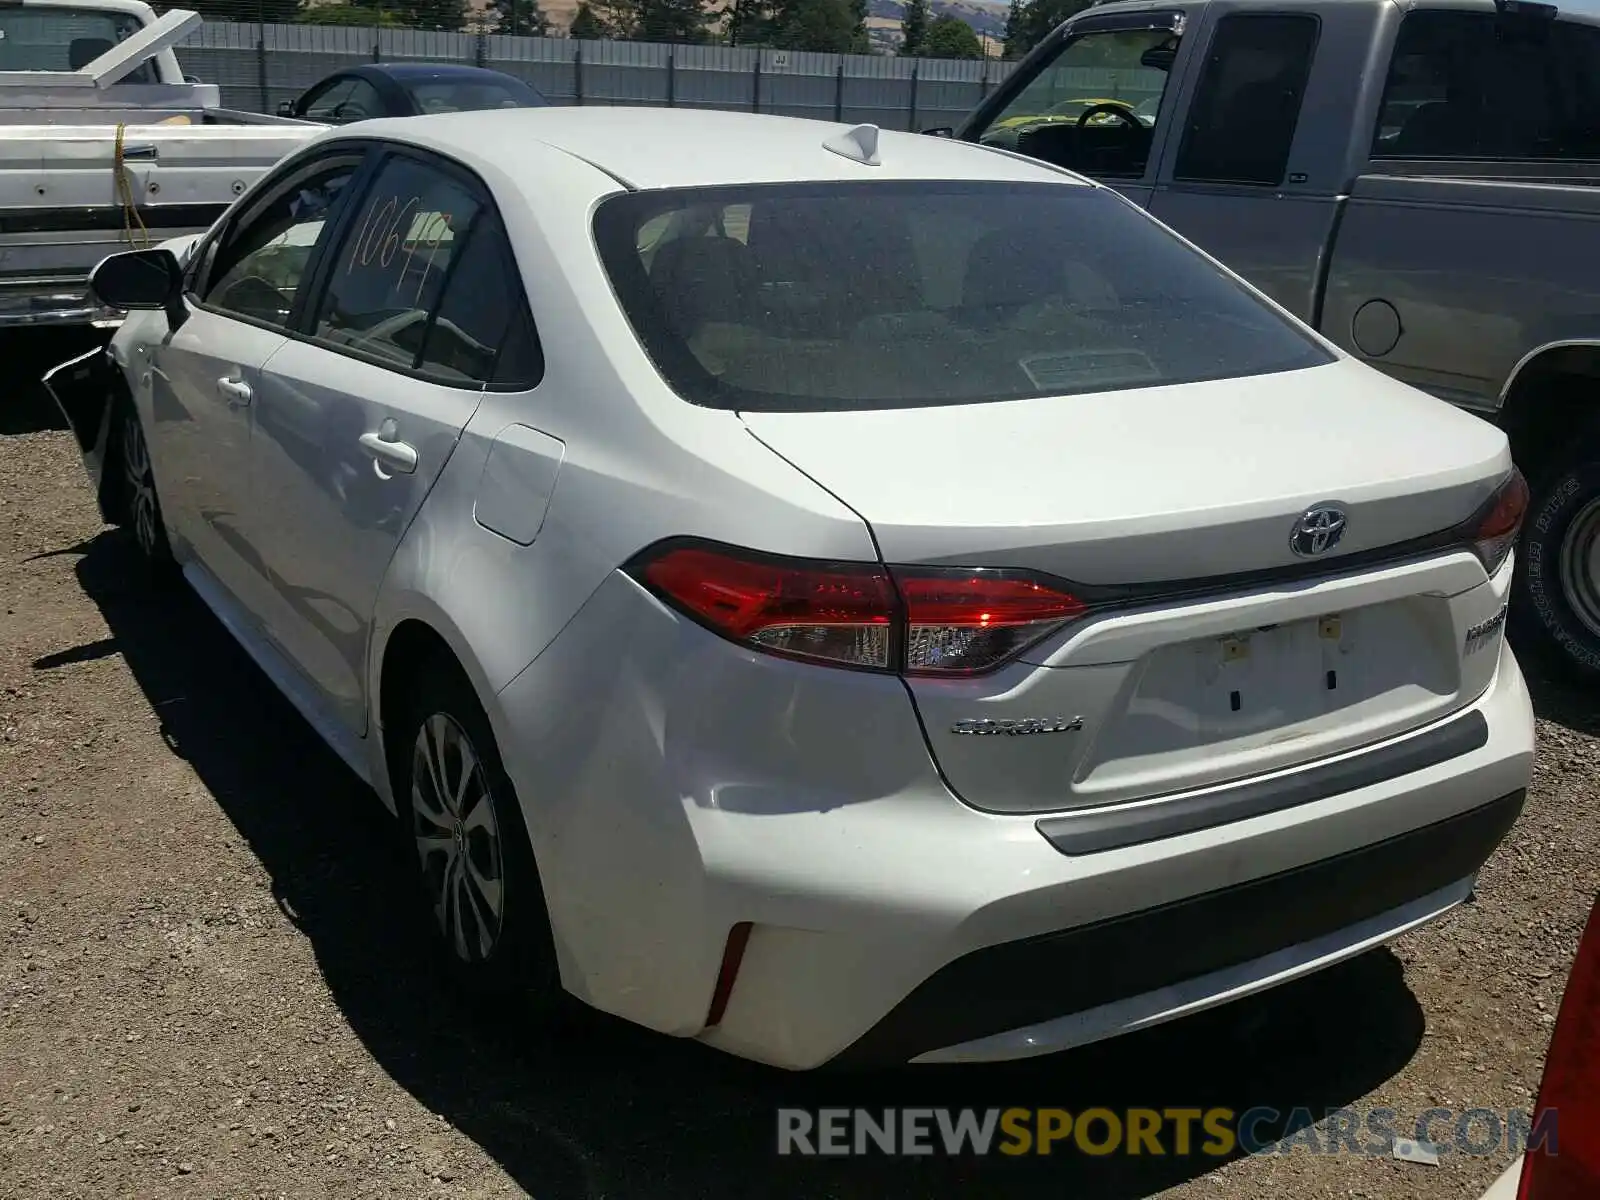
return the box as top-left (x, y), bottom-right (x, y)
top-left (1, 331), bottom-right (1597, 1200)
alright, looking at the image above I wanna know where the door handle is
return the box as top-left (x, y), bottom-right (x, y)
top-left (359, 426), bottom-right (418, 476)
top-left (216, 377), bottom-right (252, 408)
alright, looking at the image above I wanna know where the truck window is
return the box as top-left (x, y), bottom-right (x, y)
top-left (1174, 14), bottom-right (1319, 186)
top-left (1373, 12), bottom-right (1600, 161)
top-left (0, 8), bottom-right (158, 84)
top-left (974, 26), bottom-right (1179, 178)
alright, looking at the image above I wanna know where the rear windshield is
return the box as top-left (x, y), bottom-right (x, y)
top-left (592, 181), bottom-right (1333, 412)
top-left (0, 8), bottom-right (157, 81)
top-left (407, 80), bottom-right (541, 114)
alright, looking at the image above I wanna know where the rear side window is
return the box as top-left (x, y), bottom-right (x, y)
top-left (418, 213), bottom-right (542, 387)
top-left (1174, 14), bottom-right (1319, 186)
top-left (1373, 12), bottom-right (1600, 161)
top-left (593, 181), bottom-right (1332, 413)
top-left (313, 155), bottom-right (482, 370)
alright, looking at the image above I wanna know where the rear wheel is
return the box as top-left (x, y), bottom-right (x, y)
top-left (392, 658), bottom-right (561, 1003)
top-left (1515, 458), bottom-right (1600, 681)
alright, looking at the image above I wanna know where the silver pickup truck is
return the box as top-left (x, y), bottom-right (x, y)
top-left (953, 0), bottom-right (1600, 680)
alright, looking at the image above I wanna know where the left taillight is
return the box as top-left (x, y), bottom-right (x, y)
top-left (628, 541), bottom-right (1086, 676)
top-left (1473, 469), bottom-right (1529, 576)
top-left (1517, 895), bottom-right (1600, 1200)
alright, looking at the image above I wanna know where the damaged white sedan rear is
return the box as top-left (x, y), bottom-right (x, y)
top-left (48, 107), bottom-right (1534, 1069)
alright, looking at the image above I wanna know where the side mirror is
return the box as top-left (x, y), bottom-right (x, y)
top-left (921, 126), bottom-right (955, 138)
top-left (277, 100), bottom-right (294, 116)
top-left (1140, 43), bottom-right (1177, 71)
top-left (89, 248), bottom-right (186, 330)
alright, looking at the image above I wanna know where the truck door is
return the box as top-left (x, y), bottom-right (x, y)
top-left (1144, 8), bottom-right (1333, 320)
top-left (958, 10), bottom-right (1192, 209)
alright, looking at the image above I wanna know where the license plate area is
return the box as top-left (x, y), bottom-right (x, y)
top-left (1071, 598), bottom-right (1460, 803)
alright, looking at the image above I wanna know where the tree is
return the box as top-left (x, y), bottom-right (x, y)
top-left (920, 13), bottom-right (980, 58)
top-left (388, 0), bottom-right (467, 29)
top-left (297, 3), bottom-right (404, 23)
top-left (488, 0), bottom-right (550, 35)
top-left (183, 0), bottom-right (301, 24)
top-left (768, 0), bottom-right (857, 51)
top-left (1008, 0), bottom-right (1091, 57)
top-left (635, 0), bottom-right (710, 42)
top-left (1002, 0), bottom-right (1023, 58)
top-left (568, 0), bottom-right (606, 37)
top-left (898, 0), bottom-right (928, 56)
top-left (726, 0), bottom-right (774, 45)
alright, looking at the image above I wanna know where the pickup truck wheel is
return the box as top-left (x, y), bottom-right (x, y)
top-left (117, 405), bottom-right (175, 573)
top-left (1515, 460), bottom-right (1600, 681)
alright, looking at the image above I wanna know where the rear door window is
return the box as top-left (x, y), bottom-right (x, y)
top-left (593, 180), bottom-right (1333, 413)
top-left (1373, 12), bottom-right (1600, 161)
top-left (311, 154), bottom-right (482, 370)
top-left (1174, 14), bottom-right (1320, 186)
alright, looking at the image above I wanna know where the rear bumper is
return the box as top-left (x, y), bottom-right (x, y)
top-left (836, 788), bottom-right (1522, 1066)
top-left (493, 574), bottom-right (1535, 1071)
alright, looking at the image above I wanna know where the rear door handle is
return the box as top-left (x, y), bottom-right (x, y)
top-left (359, 427), bottom-right (418, 476)
top-left (216, 377), bottom-right (252, 408)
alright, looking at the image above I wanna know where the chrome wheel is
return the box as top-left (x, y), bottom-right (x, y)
top-left (411, 712), bottom-right (506, 964)
top-left (1559, 496), bottom-right (1600, 640)
top-left (121, 414), bottom-right (160, 559)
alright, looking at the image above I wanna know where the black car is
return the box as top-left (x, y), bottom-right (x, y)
top-left (279, 63), bottom-right (548, 124)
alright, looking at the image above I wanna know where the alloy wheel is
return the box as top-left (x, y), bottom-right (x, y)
top-left (411, 711), bottom-right (507, 964)
top-left (121, 414), bottom-right (161, 560)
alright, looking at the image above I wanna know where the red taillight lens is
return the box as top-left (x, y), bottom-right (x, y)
top-left (895, 570), bottom-right (1087, 674)
top-left (630, 542), bottom-right (1087, 675)
top-left (1474, 469), bottom-right (1529, 575)
top-left (1518, 896), bottom-right (1600, 1200)
top-left (636, 545), bottom-right (897, 670)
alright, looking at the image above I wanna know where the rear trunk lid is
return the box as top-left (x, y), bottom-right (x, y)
top-left (741, 359), bottom-right (1514, 815)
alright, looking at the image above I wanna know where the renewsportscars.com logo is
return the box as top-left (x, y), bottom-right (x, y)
top-left (776, 1106), bottom-right (1558, 1158)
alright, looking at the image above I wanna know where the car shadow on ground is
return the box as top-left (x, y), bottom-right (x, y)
top-left (59, 529), bottom-right (1432, 1199)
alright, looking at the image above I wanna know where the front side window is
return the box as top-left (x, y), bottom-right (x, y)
top-left (974, 24), bottom-right (1179, 178)
top-left (0, 8), bottom-right (154, 80)
top-left (1175, 14), bottom-right (1319, 186)
top-left (594, 181), bottom-right (1332, 413)
top-left (203, 162), bottom-right (360, 329)
top-left (338, 80), bottom-right (386, 122)
top-left (312, 155), bottom-right (483, 372)
top-left (1374, 12), bottom-right (1600, 161)
top-left (302, 78), bottom-right (358, 121)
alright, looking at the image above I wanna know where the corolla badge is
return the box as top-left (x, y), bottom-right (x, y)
top-left (1289, 504), bottom-right (1348, 558)
top-left (950, 717), bottom-right (1084, 736)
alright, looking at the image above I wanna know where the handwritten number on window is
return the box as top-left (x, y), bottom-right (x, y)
top-left (346, 192), bottom-right (454, 305)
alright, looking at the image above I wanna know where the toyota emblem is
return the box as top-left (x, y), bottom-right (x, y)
top-left (1289, 505), bottom-right (1348, 557)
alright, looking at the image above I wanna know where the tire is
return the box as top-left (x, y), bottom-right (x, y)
top-left (391, 654), bottom-right (562, 1005)
top-left (1514, 457), bottom-right (1600, 682)
top-left (116, 402), bottom-right (176, 573)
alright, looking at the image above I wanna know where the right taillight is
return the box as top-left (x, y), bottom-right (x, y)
top-left (628, 541), bottom-right (1086, 676)
top-left (1518, 895), bottom-right (1600, 1199)
top-left (1473, 469), bottom-right (1529, 575)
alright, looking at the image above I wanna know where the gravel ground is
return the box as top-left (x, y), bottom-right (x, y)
top-left (1, 332), bottom-right (1597, 1199)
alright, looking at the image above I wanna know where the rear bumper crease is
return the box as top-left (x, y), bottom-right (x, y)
top-left (1036, 708), bottom-right (1489, 855)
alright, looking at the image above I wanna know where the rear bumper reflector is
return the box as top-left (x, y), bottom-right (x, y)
top-left (1036, 709), bottom-right (1488, 856)
top-left (705, 921), bottom-right (753, 1028)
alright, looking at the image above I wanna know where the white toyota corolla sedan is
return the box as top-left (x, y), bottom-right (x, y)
top-left (47, 107), bottom-right (1534, 1070)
